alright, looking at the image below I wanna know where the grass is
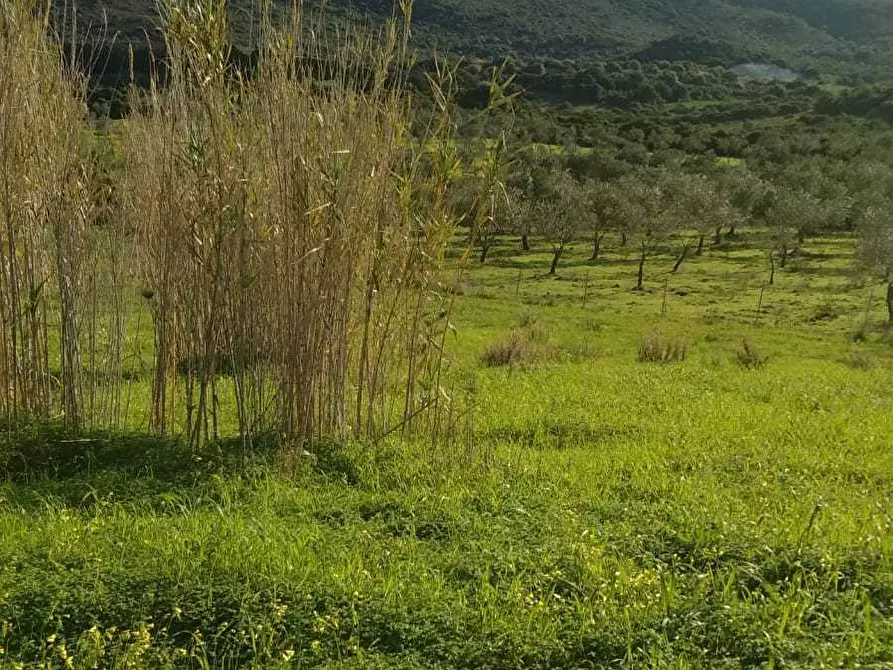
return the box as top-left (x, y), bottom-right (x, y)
top-left (2, 230), bottom-right (892, 668)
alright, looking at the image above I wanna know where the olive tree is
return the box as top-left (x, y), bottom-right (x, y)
top-left (506, 185), bottom-right (533, 251)
top-left (582, 179), bottom-right (625, 260)
top-left (716, 166), bottom-right (769, 239)
top-left (763, 187), bottom-right (826, 284)
top-left (615, 172), bottom-right (674, 291)
top-left (858, 203), bottom-right (893, 323)
top-left (457, 138), bottom-right (512, 264)
top-left (775, 160), bottom-right (851, 242)
top-left (666, 172), bottom-right (737, 256)
top-left (526, 169), bottom-right (584, 275)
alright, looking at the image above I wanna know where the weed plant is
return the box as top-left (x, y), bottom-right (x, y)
top-left (637, 331), bottom-right (687, 364)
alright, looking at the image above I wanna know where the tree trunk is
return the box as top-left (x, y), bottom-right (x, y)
top-left (797, 228), bottom-right (806, 244)
top-left (521, 235), bottom-right (530, 251)
top-left (590, 233), bottom-right (601, 261)
top-left (769, 254), bottom-right (776, 286)
top-left (620, 231), bottom-right (627, 247)
top-left (479, 245), bottom-right (490, 264)
top-left (887, 280), bottom-right (893, 324)
top-left (550, 247), bottom-right (563, 275)
top-left (779, 244), bottom-right (788, 269)
top-left (727, 225), bottom-right (737, 238)
top-left (714, 227), bottom-right (722, 245)
top-left (673, 243), bottom-right (690, 273)
top-left (636, 247), bottom-right (646, 290)
top-left (696, 235), bottom-right (704, 256)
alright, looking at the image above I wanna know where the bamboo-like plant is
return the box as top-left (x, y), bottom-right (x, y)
top-left (0, 0), bottom-right (104, 428)
top-left (1, 0), bottom-right (511, 454)
top-left (117, 0), bottom-right (509, 451)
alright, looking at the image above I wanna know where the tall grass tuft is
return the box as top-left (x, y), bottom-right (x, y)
top-left (736, 338), bottom-right (769, 370)
top-left (637, 330), bottom-right (687, 364)
top-left (115, 0), bottom-right (495, 450)
top-left (1, 0), bottom-right (508, 452)
top-left (0, 0), bottom-right (112, 428)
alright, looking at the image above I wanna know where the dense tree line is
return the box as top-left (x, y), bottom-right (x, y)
top-left (453, 136), bottom-right (893, 321)
top-left (62, 1), bottom-right (893, 324)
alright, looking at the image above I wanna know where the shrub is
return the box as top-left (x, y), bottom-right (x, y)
top-left (482, 331), bottom-right (556, 367)
top-left (809, 302), bottom-right (842, 323)
top-left (517, 310), bottom-right (540, 329)
top-left (637, 331), bottom-right (687, 363)
top-left (845, 351), bottom-right (875, 370)
top-left (736, 339), bottom-right (769, 370)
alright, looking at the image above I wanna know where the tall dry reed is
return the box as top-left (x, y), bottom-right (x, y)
top-left (1, 0), bottom-right (510, 453)
top-left (119, 0), bottom-right (491, 451)
top-left (0, 0), bottom-right (121, 429)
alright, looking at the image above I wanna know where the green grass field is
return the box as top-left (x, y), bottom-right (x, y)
top-left (2, 231), bottom-right (892, 669)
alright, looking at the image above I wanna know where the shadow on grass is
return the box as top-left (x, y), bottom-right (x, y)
top-left (483, 421), bottom-right (643, 450)
top-left (0, 423), bottom-right (360, 510)
top-left (0, 423), bottom-right (272, 479)
top-left (0, 424), bottom-right (278, 509)
top-left (786, 263), bottom-right (857, 278)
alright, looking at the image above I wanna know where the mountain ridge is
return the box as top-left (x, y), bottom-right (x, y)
top-left (66, 0), bottom-right (893, 80)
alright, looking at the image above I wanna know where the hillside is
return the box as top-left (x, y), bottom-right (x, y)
top-left (67, 0), bottom-right (893, 79)
top-left (398, 0), bottom-right (893, 71)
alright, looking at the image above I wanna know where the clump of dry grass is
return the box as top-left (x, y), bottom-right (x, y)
top-left (637, 330), bottom-right (687, 364)
top-left (481, 330), bottom-right (555, 368)
top-left (736, 338), bottom-right (769, 370)
top-left (844, 350), bottom-right (875, 371)
top-left (482, 332), bottom-right (536, 367)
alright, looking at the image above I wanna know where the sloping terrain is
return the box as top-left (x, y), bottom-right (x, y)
top-left (65, 0), bottom-right (893, 76)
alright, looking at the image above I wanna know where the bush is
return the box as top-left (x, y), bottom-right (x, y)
top-left (482, 332), bottom-right (535, 367)
top-left (845, 351), bottom-right (875, 370)
top-left (482, 331), bottom-right (555, 367)
top-left (736, 339), bottom-right (768, 370)
top-left (637, 331), bottom-right (687, 363)
top-left (809, 302), bottom-right (842, 323)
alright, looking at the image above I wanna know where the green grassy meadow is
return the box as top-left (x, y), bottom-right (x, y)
top-left (2, 231), bottom-right (892, 669)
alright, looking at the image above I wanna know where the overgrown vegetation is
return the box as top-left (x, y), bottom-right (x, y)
top-left (2, 0), bottom-right (893, 668)
top-left (1, 0), bottom-right (518, 451)
top-left (3, 228), bottom-right (893, 668)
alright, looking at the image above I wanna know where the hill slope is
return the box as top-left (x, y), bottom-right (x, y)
top-left (392, 0), bottom-right (893, 74)
top-left (69, 0), bottom-right (893, 78)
